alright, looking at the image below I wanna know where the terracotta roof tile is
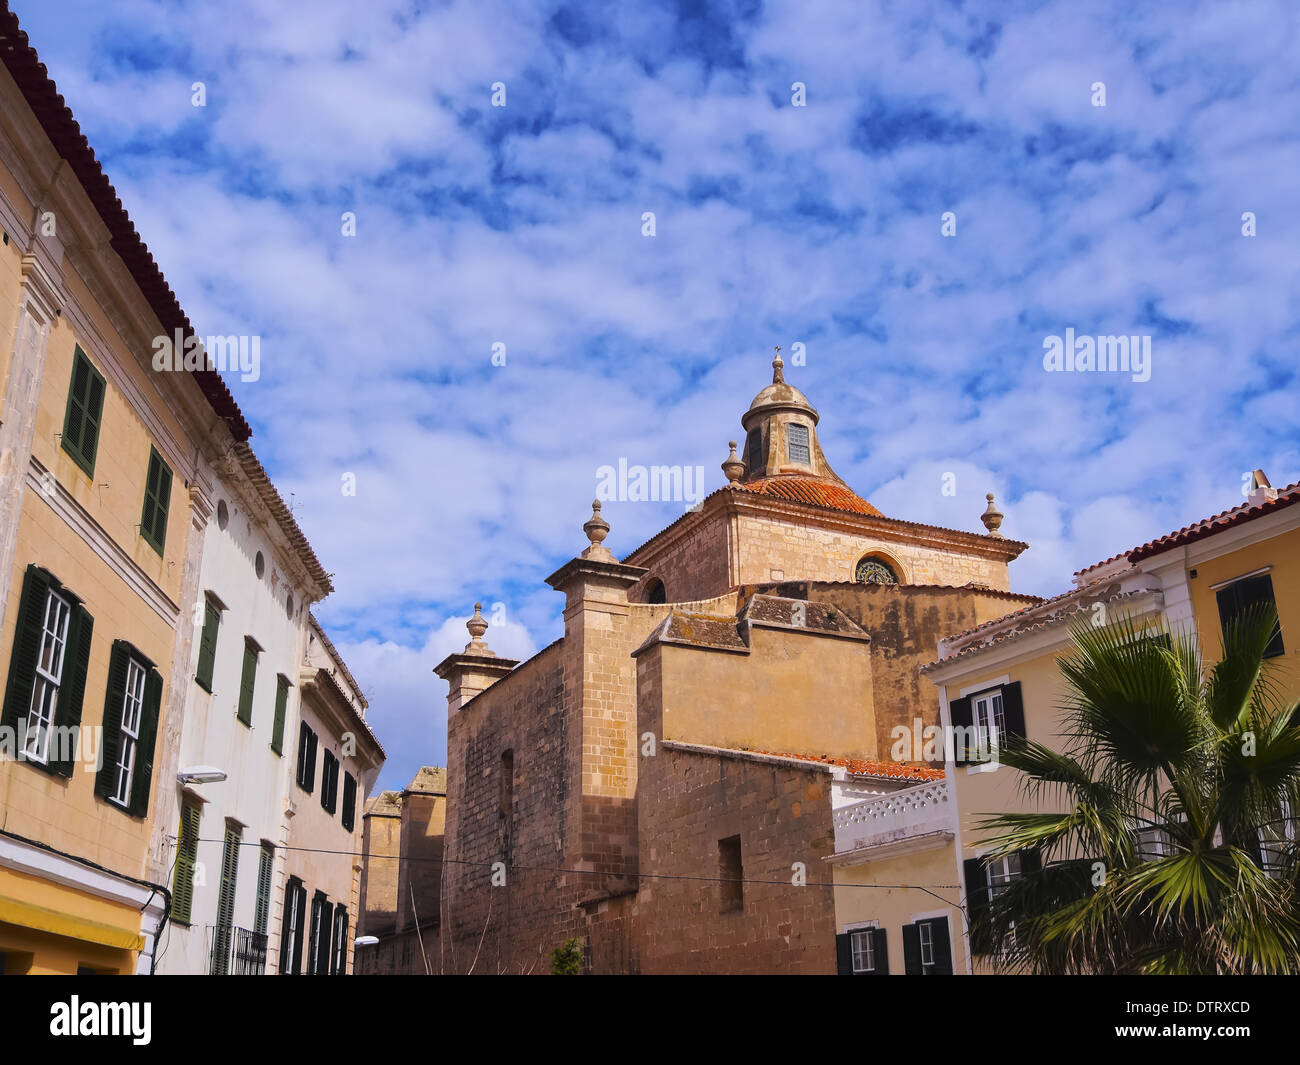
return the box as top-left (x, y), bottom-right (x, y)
top-left (1126, 482), bottom-right (1300, 561)
top-left (750, 748), bottom-right (945, 781)
top-left (734, 475), bottom-right (882, 517)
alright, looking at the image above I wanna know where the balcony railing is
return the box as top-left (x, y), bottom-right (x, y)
top-left (208, 926), bottom-right (268, 975)
top-left (831, 780), bottom-right (953, 856)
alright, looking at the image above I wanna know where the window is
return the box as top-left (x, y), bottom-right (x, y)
top-left (1, 566), bottom-right (94, 778)
top-left (719, 835), bottom-right (743, 913)
top-left (254, 844), bottom-right (274, 937)
top-left (949, 682), bottom-right (1027, 766)
top-left (307, 892), bottom-right (332, 976)
top-left (341, 772), bottom-right (357, 832)
top-left (974, 690), bottom-right (1007, 753)
top-left (745, 428), bottom-right (763, 471)
top-left (236, 638), bottom-right (260, 726)
top-left (965, 849), bottom-right (1038, 955)
top-left (330, 904), bottom-right (348, 975)
top-left (171, 796), bottom-right (202, 926)
top-left (210, 822), bottom-right (242, 975)
top-left (837, 926), bottom-right (888, 975)
top-left (987, 852), bottom-right (1022, 898)
top-left (321, 750), bottom-right (340, 814)
top-left (903, 916), bottom-right (953, 975)
top-left (139, 447), bottom-right (173, 555)
top-left (280, 877), bottom-right (307, 975)
top-left (296, 721), bottom-right (318, 792)
top-left (195, 598), bottom-right (220, 692)
top-left (61, 345), bottom-right (105, 476)
top-left (855, 555), bottom-right (898, 585)
top-left (1134, 825), bottom-right (1172, 861)
top-left (216, 498), bottom-right (229, 530)
top-left (645, 578), bottom-right (667, 605)
top-left (94, 640), bottom-right (162, 817)
top-left (109, 658), bottom-right (147, 807)
top-left (1216, 573), bottom-right (1285, 658)
top-left (787, 422), bottom-right (810, 464)
top-left (23, 588), bottom-right (70, 764)
top-left (271, 675), bottom-right (290, 754)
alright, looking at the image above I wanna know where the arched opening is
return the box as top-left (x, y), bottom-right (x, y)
top-left (645, 578), bottom-right (667, 604)
top-left (855, 554), bottom-right (899, 585)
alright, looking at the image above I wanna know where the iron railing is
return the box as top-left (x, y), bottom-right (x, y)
top-left (208, 926), bottom-right (268, 975)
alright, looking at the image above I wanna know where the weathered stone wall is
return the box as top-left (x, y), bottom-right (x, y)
top-left (396, 789), bottom-right (446, 934)
top-left (359, 803), bottom-right (401, 937)
top-left (353, 923), bottom-right (440, 975)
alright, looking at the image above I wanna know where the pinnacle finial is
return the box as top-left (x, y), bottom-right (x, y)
top-left (581, 499), bottom-right (616, 561)
top-left (464, 601), bottom-right (494, 655)
top-left (772, 346), bottom-right (785, 384)
top-left (722, 440), bottom-right (744, 483)
top-left (981, 492), bottom-right (1004, 537)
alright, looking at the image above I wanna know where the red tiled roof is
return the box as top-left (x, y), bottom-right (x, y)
top-left (734, 475), bottom-right (882, 517)
top-left (0, 7), bottom-right (251, 441)
top-left (1127, 482), bottom-right (1300, 562)
top-left (751, 748), bottom-right (944, 781)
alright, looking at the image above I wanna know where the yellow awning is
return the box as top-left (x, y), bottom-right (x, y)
top-left (0, 895), bottom-right (144, 952)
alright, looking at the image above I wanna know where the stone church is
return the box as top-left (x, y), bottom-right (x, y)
top-left (394, 354), bottom-right (1038, 973)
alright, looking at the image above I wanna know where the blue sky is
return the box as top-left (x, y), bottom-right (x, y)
top-left (14, 0), bottom-right (1300, 791)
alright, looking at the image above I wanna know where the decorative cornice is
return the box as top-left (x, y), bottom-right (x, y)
top-left (27, 453), bottom-right (180, 626)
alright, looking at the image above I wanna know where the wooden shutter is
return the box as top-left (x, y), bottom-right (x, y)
top-left (94, 642), bottom-right (131, 799)
top-left (237, 640), bottom-right (258, 726)
top-left (1001, 682), bottom-right (1027, 742)
top-left (928, 918), bottom-right (953, 974)
top-left (271, 676), bottom-right (289, 754)
top-left (1, 566), bottom-right (53, 735)
top-left (342, 772), bottom-right (357, 831)
top-left (128, 668), bottom-right (163, 818)
top-left (171, 797), bottom-right (201, 925)
top-left (321, 751), bottom-right (338, 814)
top-left (140, 448), bottom-right (172, 554)
top-left (872, 928), bottom-right (889, 975)
top-left (62, 347), bottom-right (105, 476)
top-left (964, 857), bottom-right (990, 929)
top-left (835, 933), bottom-right (852, 974)
top-left (331, 905), bottom-right (348, 975)
top-left (254, 845), bottom-right (274, 936)
top-left (307, 729), bottom-right (318, 792)
top-left (902, 923), bottom-right (922, 975)
top-left (49, 601), bottom-right (92, 777)
top-left (280, 877), bottom-right (302, 974)
top-left (212, 824), bottom-right (241, 975)
top-left (195, 600), bottom-right (220, 692)
top-left (1019, 846), bottom-right (1042, 875)
top-left (949, 695), bottom-right (973, 766)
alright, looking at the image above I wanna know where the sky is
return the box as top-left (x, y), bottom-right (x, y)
top-left (13, 0), bottom-right (1300, 791)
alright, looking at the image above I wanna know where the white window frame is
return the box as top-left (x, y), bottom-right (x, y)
top-left (849, 928), bottom-right (876, 973)
top-left (973, 689), bottom-right (1006, 754)
top-left (110, 659), bottom-right (147, 807)
top-left (23, 590), bottom-right (71, 764)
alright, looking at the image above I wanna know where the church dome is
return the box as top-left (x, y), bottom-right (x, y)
top-left (743, 351), bottom-right (819, 428)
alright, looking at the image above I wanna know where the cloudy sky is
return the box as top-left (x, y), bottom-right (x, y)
top-left (14, 0), bottom-right (1299, 790)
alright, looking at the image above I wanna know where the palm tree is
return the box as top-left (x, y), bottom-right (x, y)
top-left (971, 602), bottom-right (1300, 974)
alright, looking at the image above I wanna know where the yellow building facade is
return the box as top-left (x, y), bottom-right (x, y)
top-left (836, 473), bottom-right (1300, 975)
top-left (0, 21), bottom-right (250, 974)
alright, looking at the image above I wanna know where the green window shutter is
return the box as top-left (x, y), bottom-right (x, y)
top-left (236, 639), bottom-right (258, 726)
top-left (212, 823), bottom-right (242, 975)
top-left (61, 346), bottom-right (105, 477)
top-left (171, 797), bottom-right (201, 926)
top-left (49, 602), bottom-right (93, 777)
top-left (139, 448), bottom-right (173, 555)
top-left (321, 751), bottom-right (338, 814)
top-left (342, 772), bottom-right (357, 832)
top-left (1, 565), bottom-right (54, 735)
top-left (195, 601), bottom-right (220, 692)
top-left (271, 675), bottom-right (290, 754)
top-left (254, 844), bottom-right (274, 936)
top-left (127, 667), bottom-right (163, 818)
top-left (94, 642), bottom-right (131, 800)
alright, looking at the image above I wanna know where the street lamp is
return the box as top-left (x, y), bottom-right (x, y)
top-left (176, 766), bottom-right (227, 784)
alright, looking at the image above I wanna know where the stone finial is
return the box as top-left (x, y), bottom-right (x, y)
top-left (980, 492), bottom-right (1004, 537)
top-left (721, 440), bottom-right (745, 483)
top-left (581, 500), bottom-right (615, 561)
top-left (463, 602), bottom-right (495, 655)
top-left (771, 346), bottom-right (785, 385)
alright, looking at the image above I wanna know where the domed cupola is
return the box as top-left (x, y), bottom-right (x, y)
top-left (739, 350), bottom-right (841, 485)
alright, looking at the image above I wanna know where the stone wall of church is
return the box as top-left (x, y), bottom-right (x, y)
top-left (631, 506), bottom-right (1013, 604)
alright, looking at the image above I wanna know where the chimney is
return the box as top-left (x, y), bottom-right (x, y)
top-left (1247, 469), bottom-right (1278, 507)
